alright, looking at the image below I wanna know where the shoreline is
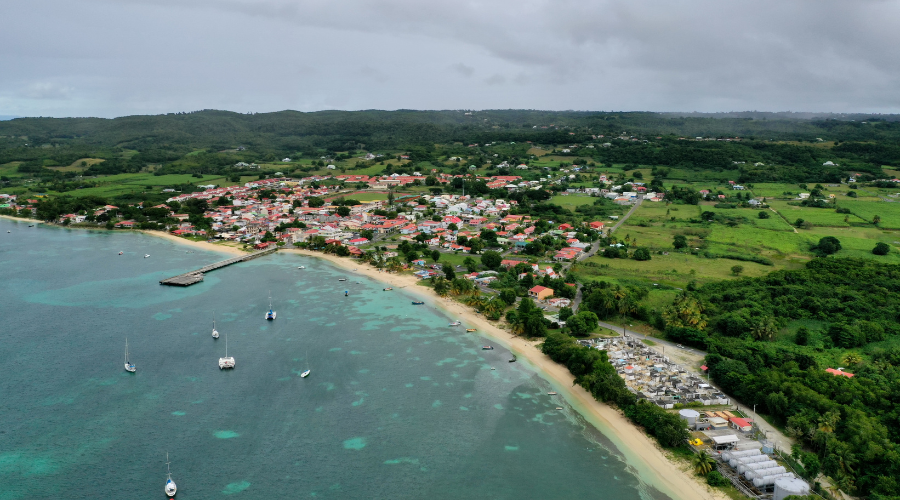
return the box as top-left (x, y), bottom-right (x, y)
top-left (94, 229), bottom-right (723, 500)
top-left (280, 247), bottom-right (725, 500)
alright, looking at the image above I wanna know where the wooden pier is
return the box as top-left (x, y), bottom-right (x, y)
top-left (159, 247), bottom-right (278, 286)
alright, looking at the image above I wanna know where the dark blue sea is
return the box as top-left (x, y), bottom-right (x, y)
top-left (0, 218), bottom-right (673, 499)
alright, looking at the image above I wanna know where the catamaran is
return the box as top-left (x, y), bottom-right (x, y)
top-left (265, 292), bottom-right (276, 320)
top-left (218, 332), bottom-right (235, 369)
top-left (124, 339), bottom-right (136, 373)
top-left (165, 453), bottom-right (177, 496)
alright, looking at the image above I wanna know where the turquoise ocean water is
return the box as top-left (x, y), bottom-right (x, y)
top-left (0, 219), bottom-right (672, 499)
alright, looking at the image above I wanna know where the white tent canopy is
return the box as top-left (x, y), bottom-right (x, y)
top-left (712, 435), bottom-right (740, 445)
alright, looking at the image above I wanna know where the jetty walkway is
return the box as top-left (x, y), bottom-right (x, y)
top-left (159, 247), bottom-right (278, 286)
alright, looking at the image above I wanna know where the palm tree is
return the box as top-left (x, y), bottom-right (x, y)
top-left (751, 317), bottom-right (777, 341)
top-left (432, 277), bottom-right (450, 297)
top-left (481, 296), bottom-right (505, 314)
top-left (464, 292), bottom-right (485, 309)
top-left (386, 257), bottom-right (403, 273)
top-left (692, 451), bottom-right (716, 475)
top-left (842, 352), bottom-right (862, 366)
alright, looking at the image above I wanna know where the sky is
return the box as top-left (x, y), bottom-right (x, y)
top-left (2, 0), bottom-right (899, 118)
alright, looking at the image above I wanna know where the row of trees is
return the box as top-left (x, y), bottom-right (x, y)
top-left (541, 332), bottom-right (690, 448)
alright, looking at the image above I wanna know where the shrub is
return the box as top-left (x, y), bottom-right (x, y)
top-left (706, 471), bottom-right (728, 487)
top-left (633, 248), bottom-right (651, 261)
top-left (758, 211), bottom-right (770, 219)
top-left (873, 242), bottom-right (891, 255)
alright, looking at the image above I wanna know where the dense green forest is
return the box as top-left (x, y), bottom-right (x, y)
top-left (659, 259), bottom-right (900, 498)
top-left (2, 110), bottom-right (900, 184)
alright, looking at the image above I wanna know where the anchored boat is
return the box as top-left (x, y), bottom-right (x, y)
top-left (218, 332), bottom-right (235, 369)
top-left (265, 291), bottom-right (276, 320)
top-left (165, 453), bottom-right (177, 497)
top-left (124, 339), bottom-right (136, 373)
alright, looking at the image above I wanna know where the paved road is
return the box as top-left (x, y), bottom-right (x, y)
top-left (570, 195), bottom-right (643, 312)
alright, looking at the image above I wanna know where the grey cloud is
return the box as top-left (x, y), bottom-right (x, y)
top-left (1, 0), bottom-right (899, 116)
top-left (451, 63), bottom-right (474, 78)
top-left (20, 82), bottom-right (73, 100)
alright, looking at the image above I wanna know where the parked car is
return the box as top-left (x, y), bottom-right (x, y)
top-left (676, 344), bottom-right (684, 349)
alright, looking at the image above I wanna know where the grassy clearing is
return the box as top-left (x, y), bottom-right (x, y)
top-left (548, 194), bottom-right (597, 210)
top-left (838, 199), bottom-right (900, 228)
top-left (748, 183), bottom-right (805, 198)
top-left (579, 252), bottom-right (771, 288)
top-left (768, 200), bottom-right (867, 227)
top-left (54, 173), bottom-right (231, 198)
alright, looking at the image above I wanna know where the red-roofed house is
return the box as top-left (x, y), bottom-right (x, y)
top-left (825, 368), bottom-right (854, 378)
top-left (730, 418), bottom-right (752, 432)
top-left (528, 286), bottom-right (554, 301)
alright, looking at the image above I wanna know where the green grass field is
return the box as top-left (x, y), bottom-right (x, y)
top-left (837, 199), bottom-right (900, 228)
top-left (768, 200), bottom-right (867, 227)
top-left (50, 173), bottom-right (232, 198)
top-left (548, 194), bottom-right (597, 210)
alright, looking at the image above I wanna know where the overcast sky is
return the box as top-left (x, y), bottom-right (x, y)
top-left (2, 0), bottom-right (899, 118)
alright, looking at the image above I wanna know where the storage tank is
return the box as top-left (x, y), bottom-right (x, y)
top-left (679, 409), bottom-right (700, 426)
top-left (761, 440), bottom-right (775, 454)
top-left (745, 466), bottom-right (786, 480)
top-left (754, 473), bottom-right (795, 489)
top-left (738, 460), bottom-right (777, 475)
top-left (730, 454), bottom-right (769, 468)
top-left (774, 477), bottom-right (810, 500)
top-left (723, 449), bottom-right (760, 462)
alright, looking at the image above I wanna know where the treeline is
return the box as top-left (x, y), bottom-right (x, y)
top-left (541, 332), bottom-right (690, 448)
top-left (694, 258), bottom-right (900, 344)
top-left (654, 257), bottom-right (900, 497)
top-left (705, 336), bottom-right (900, 497)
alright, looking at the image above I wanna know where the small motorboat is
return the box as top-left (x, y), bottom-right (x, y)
top-left (412, 301), bottom-right (424, 305)
top-left (344, 290), bottom-right (349, 297)
top-left (491, 367), bottom-right (496, 370)
top-left (144, 254), bottom-right (150, 258)
top-left (482, 346), bottom-right (494, 350)
top-left (383, 287), bottom-right (393, 291)
top-left (300, 369), bottom-right (310, 378)
top-left (298, 265), bottom-right (305, 269)
top-left (118, 251), bottom-right (123, 255)
top-left (556, 407), bottom-right (564, 410)
top-left (547, 392), bottom-right (557, 395)
top-left (448, 321), bottom-right (461, 326)
top-left (6, 230), bottom-right (10, 233)
top-left (509, 354), bottom-right (517, 363)
top-left (466, 328), bottom-right (476, 332)
top-left (28, 224), bottom-right (34, 227)
top-left (338, 278), bottom-right (347, 282)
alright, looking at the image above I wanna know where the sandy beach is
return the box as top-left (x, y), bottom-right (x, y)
top-left (0, 215), bottom-right (44, 224)
top-left (138, 232), bottom-right (724, 500)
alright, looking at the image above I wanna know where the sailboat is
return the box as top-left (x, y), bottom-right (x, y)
top-left (265, 292), bottom-right (276, 320)
top-left (211, 312), bottom-right (219, 339)
top-left (300, 350), bottom-right (310, 378)
top-left (165, 453), bottom-right (177, 496)
top-left (124, 339), bottom-right (136, 373)
top-left (218, 332), bottom-right (235, 369)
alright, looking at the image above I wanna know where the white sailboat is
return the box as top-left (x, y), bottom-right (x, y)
top-left (300, 349), bottom-right (310, 378)
top-left (211, 312), bottom-right (219, 339)
top-left (218, 332), bottom-right (235, 369)
top-left (265, 291), bottom-right (276, 320)
top-left (124, 338), bottom-right (136, 373)
top-left (165, 452), bottom-right (177, 496)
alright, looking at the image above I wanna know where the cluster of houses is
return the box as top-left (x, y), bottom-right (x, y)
top-left (15, 174), bottom-right (595, 260)
top-left (577, 336), bottom-right (730, 409)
